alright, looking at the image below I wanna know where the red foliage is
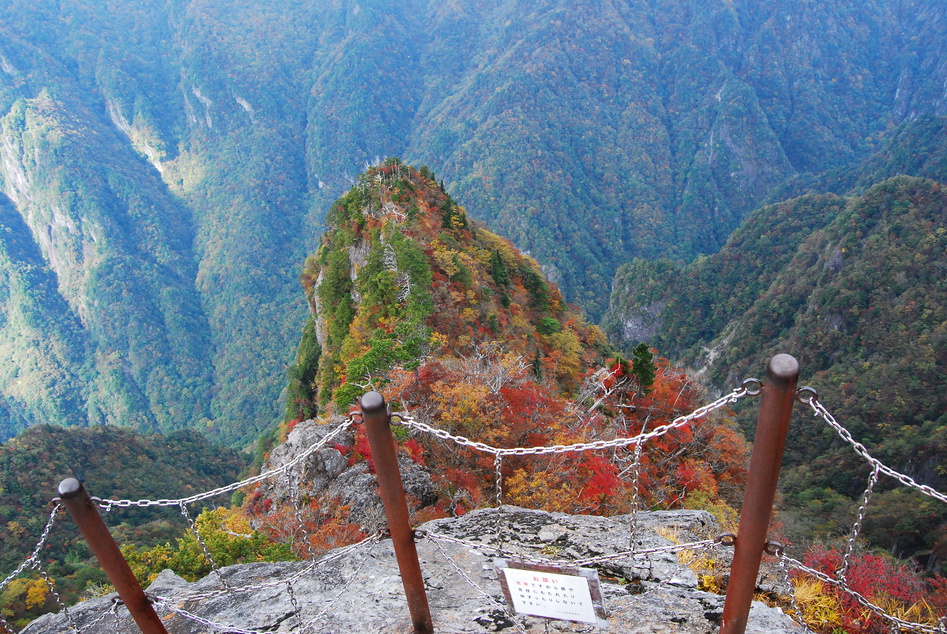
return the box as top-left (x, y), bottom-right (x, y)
top-left (929, 575), bottom-right (947, 611)
top-left (578, 454), bottom-right (621, 509)
top-left (258, 498), bottom-right (366, 559)
top-left (401, 438), bottom-right (426, 466)
top-left (802, 545), bottom-right (929, 633)
top-left (352, 425), bottom-right (374, 471)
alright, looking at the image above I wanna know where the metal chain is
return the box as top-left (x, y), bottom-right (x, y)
top-left (98, 417), bottom-right (356, 510)
top-left (0, 505), bottom-right (66, 634)
top-left (839, 463), bottom-right (880, 581)
top-left (0, 504), bottom-right (62, 593)
top-left (179, 502), bottom-right (234, 593)
top-left (79, 597), bottom-right (123, 632)
top-left (428, 534), bottom-right (529, 634)
top-left (393, 385), bottom-right (749, 457)
top-left (626, 434), bottom-right (645, 553)
top-left (801, 390), bottom-right (947, 504)
top-left (295, 536), bottom-right (377, 632)
top-left (287, 469), bottom-right (315, 560)
top-left (779, 554), bottom-right (944, 633)
top-left (285, 580), bottom-right (303, 630)
top-left (151, 534), bottom-right (381, 633)
top-left (154, 601), bottom-right (281, 634)
top-left (36, 565), bottom-right (79, 633)
top-left (165, 532), bottom-right (382, 603)
top-left (109, 600), bottom-right (126, 630)
top-left (421, 530), bottom-right (723, 568)
top-left (493, 453), bottom-right (506, 549)
top-left (775, 550), bottom-right (814, 634)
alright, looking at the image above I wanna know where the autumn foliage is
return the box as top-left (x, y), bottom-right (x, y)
top-left (283, 160), bottom-right (753, 524)
top-left (378, 345), bottom-right (750, 520)
top-left (794, 545), bottom-right (947, 633)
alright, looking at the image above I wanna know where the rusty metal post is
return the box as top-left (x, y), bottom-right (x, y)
top-left (360, 391), bottom-right (434, 634)
top-left (57, 478), bottom-right (169, 634)
top-left (721, 354), bottom-right (799, 634)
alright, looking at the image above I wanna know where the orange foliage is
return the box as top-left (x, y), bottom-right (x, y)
top-left (257, 498), bottom-right (366, 559)
top-left (382, 345), bottom-right (750, 518)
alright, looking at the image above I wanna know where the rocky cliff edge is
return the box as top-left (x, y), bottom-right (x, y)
top-left (24, 507), bottom-right (802, 633)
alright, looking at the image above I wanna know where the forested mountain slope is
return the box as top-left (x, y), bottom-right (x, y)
top-left (277, 159), bottom-right (751, 537)
top-left (0, 424), bottom-right (247, 600)
top-left (0, 0), bottom-right (944, 443)
top-left (288, 159), bottom-right (607, 416)
top-left (605, 174), bottom-right (947, 557)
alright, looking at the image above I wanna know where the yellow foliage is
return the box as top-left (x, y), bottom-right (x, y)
top-left (793, 577), bottom-right (843, 630)
top-left (657, 527), bottom-right (725, 594)
top-left (871, 593), bottom-right (944, 629)
top-left (433, 381), bottom-right (490, 435)
top-left (24, 578), bottom-right (51, 610)
top-left (505, 469), bottom-right (575, 513)
top-left (543, 330), bottom-right (582, 385)
top-left (218, 505), bottom-right (254, 535)
top-left (431, 243), bottom-right (459, 278)
top-left (428, 331), bottom-right (448, 349)
top-left (6, 520), bottom-right (26, 538)
top-left (683, 490), bottom-right (739, 533)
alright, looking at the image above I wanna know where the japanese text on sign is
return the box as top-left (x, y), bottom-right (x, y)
top-left (497, 562), bottom-right (604, 626)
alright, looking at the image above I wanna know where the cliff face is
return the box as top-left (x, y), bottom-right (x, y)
top-left (22, 507), bottom-right (803, 633)
top-left (292, 159), bottom-right (605, 416)
top-left (1, 1), bottom-right (945, 443)
top-left (604, 173), bottom-right (947, 558)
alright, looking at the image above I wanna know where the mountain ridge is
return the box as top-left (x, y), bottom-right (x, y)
top-left (605, 173), bottom-right (947, 559)
top-left (1, 0), bottom-right (946, 443)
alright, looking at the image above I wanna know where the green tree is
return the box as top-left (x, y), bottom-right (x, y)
top-left (631, 343), bottom-right (656, 394)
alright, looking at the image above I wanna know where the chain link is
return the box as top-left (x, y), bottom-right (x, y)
top-left (839, 463), bottom-right (880, 581)
top-left (776, 552), bottom-right (814, 634)
top-left (803, 391), bottom-right (947, 504)
top-left (627, 427), bottom-right (646, 553)
top-left (422, 530), bottom-right (723, 569)
top-left (79, 598), bottom-right (123, 632)
top-left (151, 533), bottom-right (381, 633)
top-left (166, 532), bottom-right (382, 603)
top-left (779, 554), bottom-right (945, 633)
top-left (156, 601), bottom-right (282, 634)
top-left (14, 382), bottom-right (947, 634)
top-left (0, 509), bottom-right (72, 632)
top-left (0, 503), bottom-right (62, 593)
top-left (179, 501), bottom-right (234, 594)
top-left (37, 566), bottom-right (79, 633)
top-left (97, 416), bottom-right (356, 510)
top-left (285, 580), bottom-right (303, 630)
top-left (396, 385), bottom-right (749, 458)
top-left (429, 534), bottom-right (529, 634)
top-left (295, 536), bottom-right (377, 632)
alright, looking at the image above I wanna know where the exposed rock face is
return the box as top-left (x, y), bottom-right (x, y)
top-left (252, 416), bottom-right (439, 529)
top-left (24, 508), bottom-right (803, 633)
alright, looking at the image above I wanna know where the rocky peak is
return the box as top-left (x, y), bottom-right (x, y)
top-left (23, 507), bottom-right (803, 633)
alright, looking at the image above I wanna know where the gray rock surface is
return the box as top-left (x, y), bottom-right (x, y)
top-left (24, 507), bottom-right (803, 633)
top-left (252, 417), bottom-right (438, 529)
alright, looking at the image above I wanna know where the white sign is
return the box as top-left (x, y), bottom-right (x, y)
top-left (495, 560), bottom-right (607, 627)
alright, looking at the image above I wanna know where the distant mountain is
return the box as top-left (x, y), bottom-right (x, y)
top-left (0, 0), bottom-right (945, 443)
top-left (0, 424), bottom-right (247, 584)
top-left (290, 159), bottom-right (606, 415)
top-left (277, 160), bottom-right (750, 533)
top-left (604, 172), bottom-right (947, 556)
